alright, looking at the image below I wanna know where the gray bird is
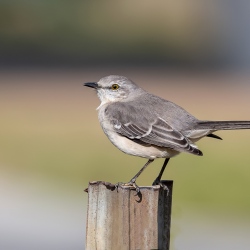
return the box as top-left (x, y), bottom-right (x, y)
top-left (84, 75), bottom-right (250, 193)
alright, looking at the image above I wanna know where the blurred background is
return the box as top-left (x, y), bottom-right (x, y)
top-left (1, 1), bottom-right (250, 250)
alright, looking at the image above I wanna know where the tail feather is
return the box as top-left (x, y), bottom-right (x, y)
top-left (197, 121), bottom-right (250, 130)
top-left (206, 133), bottom-right (223, 140)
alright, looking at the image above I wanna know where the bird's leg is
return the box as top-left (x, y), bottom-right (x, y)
top-left (152, 158), bottom-right (170, 190)
top-left (116, 159), bottom-right (154, 195)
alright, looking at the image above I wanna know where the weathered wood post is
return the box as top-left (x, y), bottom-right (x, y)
top-left (85, 180), bottom-right (173, 250)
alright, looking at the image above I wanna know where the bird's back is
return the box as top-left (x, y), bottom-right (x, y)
top-left (120, 92), bottom-right (199, 133)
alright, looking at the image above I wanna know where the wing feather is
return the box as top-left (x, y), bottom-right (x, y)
top-left (107, 104), bottom-right (202, 156)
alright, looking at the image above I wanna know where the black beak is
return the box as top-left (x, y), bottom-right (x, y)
top-left (84, 82), bottom-right (98, 89)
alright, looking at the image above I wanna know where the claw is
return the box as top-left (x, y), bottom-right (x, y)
top-left (114, 181), bottom-right (141, 196)
top-left (152, 179), bottom-right (169, 195)
top-left (152, 177), bottom-right (160, 186)
top-left (114, 182), bottom-right (122, 192)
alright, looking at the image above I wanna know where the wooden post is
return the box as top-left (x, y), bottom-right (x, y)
top-left (85, 180), bottom-right (173, 250)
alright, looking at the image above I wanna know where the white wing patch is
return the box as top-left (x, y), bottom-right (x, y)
top-left (114, 123), bottom-right (121, 129)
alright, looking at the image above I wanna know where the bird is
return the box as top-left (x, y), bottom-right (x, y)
top-left (84, 75), bottom-right (250, 194)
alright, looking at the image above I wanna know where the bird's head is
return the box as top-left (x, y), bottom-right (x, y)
top-left (84, 75), bottom-right (140, 106)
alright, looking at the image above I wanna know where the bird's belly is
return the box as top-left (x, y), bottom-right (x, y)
top-left (107, 131), bottom-right (179, 159)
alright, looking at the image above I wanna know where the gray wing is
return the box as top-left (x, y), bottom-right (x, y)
top-left (106, 103), bottom-right (203, 156)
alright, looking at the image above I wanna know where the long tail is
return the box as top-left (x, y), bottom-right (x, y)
top-left (197, 120), bottom-right (250, 130)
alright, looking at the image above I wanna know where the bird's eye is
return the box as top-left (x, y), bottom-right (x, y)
top-left (111, 84), bottom-right (119, 90)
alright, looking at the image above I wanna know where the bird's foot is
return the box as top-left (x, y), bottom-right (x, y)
top-left (152, 178), bottom-right (169, 195)
top-left (115, 180), bottom-right (141, 196)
